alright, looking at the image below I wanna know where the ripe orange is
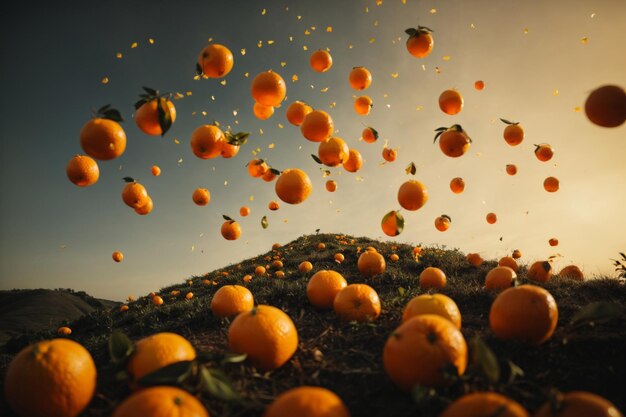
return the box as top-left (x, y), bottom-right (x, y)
top-left (127, 332), bottom-right (196, 381)
top-left (265, 386), bottom-right (350, 417)
top-left (268, 201), bottom-right (280, 211)
top-left (467, 253), bottom-right (484, 267)
top-left (255, 265), bottom-right (266, 276)
top-left (301, 110), bottom-right (334, 142)
top-left (271, 260), bottom-right (283, 269)
top-left (405, 26), bottom-right (434, 58)
top-left (112, 251), bottom-right (124, 262)
top-left (354, 96), bottom-right (373, 115)
top-left (549, 237), bottom-right (559, 246)
top-left (534, 391), bottom-right (622, 417)
top-left (512, 249), bottom-right (522, 259)
top-left (271, 243), bottom-right (281, 250)
top-left (544, 176), bottom-right (560, 192)
top-left (362, 126), bottom-right (378, 143)
top-left (501, 119), bottom-right (524, 146)
top-left (325, 180), bottom-right (337, 192)
top-left (535, 144), bottom-right (554, 162)
top-left (381, 210), bottom-right (404, 237)
top-left (112, 386), bottom-right (209, 417)
top-left (435, 215), bottom-right (451, 232)
top-left (251, 70), bottom-right (286, 107)
top-left (398, 180), bottom-right (428, 211)
top-left (349, 67), bottom-right (372, 90)
top-left (151, 165), bottom-right (161, 176)
top-left (253, 102), bottom-right (275, 120)
top-left (135, 98), bottom-right (176, 136)
top-left (307, 270), bottom-right (348, 309)
top-left (66, 155), bottom-right (99, 187)
top-left (584, 84), bottom-right (626, 128)
top-left (357, 250), bottom-right (386, 276)
top-left (383, 314), bottom-right (467, 390)
top-left (490, 285), bottom-right (558, 344)
top-left (334, 253), bottom-right (345, 263)
top-left (228, 305), bottom-right (298, 371)
top-left (299, 261), bottom-right (313, 273)
top-left (120, 305), bottom-right (129, 312)
top-left (317, 242), bottom-right (326, 251)
top-left (122, 181), bottom-right (149, 209)
top-left (80, 113), bottom-right (127, 160)
top-left (486, 212), bottom-right (497, 224)
top-left (185, 292), bottom-right (193, 300)
top-left (262, 169), bottom-right (277, 182)
top-left (343, 149), bottom-right (363, 172)
top-left (310, 50), bottom-right (333, 72)
top-left (485, 266), bottom-right (517, 291)
top-left (57, 326), bottom-right (72, 335)
top-left (434, 125), bottom-right (471, 157)
top-left (190, 124), bottom-right (225, 159)
top-left (240, 206), bottom-right (250, 217)
top-left (211, 285), bottom-right (254, 317)
top-left (221, 220), bottom-right (241, 240)
top-left (559, 265), bottom-right (584, 281)
top-left (449, 177), bottom-right (465, 194)
top-left (528, 260), bottom-right (553, 283)
top-left (420, 267), bottom-right (447, 290)
top-left (318, 137), bottom-right (349, 167)
top-left (4, 339), bottom-right (97, 417)
top-left (134, 197), bottom-right (153, 215)
top-left (402, 294), bottom-right (461, 329)
top-left (197, 43), bottom-right (234, 78)
top-left (389, 253), bottom-right (400, 262)
top-left (275, 168), bottom-right (312, 204)
top-left (333, 284), bottom-right (381, 322)
top-left (506, 164), bottom-right (518, 175)
top-left (152, 296), bottom-right (164, 306)
top-left (474, 80), bottom-right (485, 90)
top-left (192, 188), bottom-right (210, 206)
top-left (248, 158), bottom-right (269, 177)
top-left (439, 89), bottom-right (464, 115)
top-left (498, 256), bottom-right (519, 272)
top-left (440, 392), bottom-right (529, 417)
top-left (286, 101), bottom-right (312, 126)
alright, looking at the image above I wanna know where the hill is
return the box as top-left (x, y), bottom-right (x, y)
top-left (0, 233), bottom-right (624, 417)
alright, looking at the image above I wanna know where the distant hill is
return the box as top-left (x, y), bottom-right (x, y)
top-left (0, 288), bottom-right (118, 345)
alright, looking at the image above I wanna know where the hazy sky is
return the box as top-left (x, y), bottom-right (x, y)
top-left (1, 0), bottom-right (625, 301)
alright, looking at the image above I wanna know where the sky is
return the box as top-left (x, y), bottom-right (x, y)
top-left (1, 0), bottom-right (625, 301)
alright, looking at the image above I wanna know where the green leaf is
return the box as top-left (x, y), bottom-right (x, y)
top-left (102, 108), bottom-right (124, 122)
top-left (122, 177), bottom-right (135, 183)
top-left (433, 127), bottom-right (447, 143)
top-left (398, 287), bottom-right (406, 297)
top-left (142, 86), bottom-right (158, 96)
top-left (198, 367), bottom-right (241, 402)
top-left (137, 360), bottom-right (194, 387)
top-left (134, 99), bottom-right (149, 110)
top-left (97, 104), bottom-right (112, 113)
top-left (221, 352), bottom-right (247, 364)
top-left (108, 330), bottom-right (134, 364)
top-left (405, 28), bottom-right (418, 37)
top-left (405, 162), bottom-right (416, 175)
top-left (470, 335), bottom-right (500, 384)
top-left (157, 98), bottom-right (173, 136)
top-left (506, 360), bottom-right (524, 385)
top-left (222, 215), bottom-right (234, 222)
top-left (417, 25), bottom-right (434, 33)
top-left (195, 351), bottom-right (219, 363)
top-left (411, 385), bottom-right (436, 406)
top-left (269, 168), bottom-right (281, 176)
top-left (370, 127), bottom-right (379, 139)
top-left (396, 211), bottom-right (405, 235)
top-left (261, 216), bottom-right (269, 229)
top-left (500, 118), bottom-right (518, 125)
top-left (196, 63), bottom-right (203, 76)
top-left (570, 302), bottom-right (623, 326)
top-left (311, 154), bottom-right (323, 164)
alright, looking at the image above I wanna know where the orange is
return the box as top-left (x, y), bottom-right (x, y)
top-left (310, 50), bottom-right (333, 72)
top-left (549, 237), bottom-right (559, 246)
top-left (559, 265), bottom-right (584, 281)
top-left (474, 80), bottom-right (485, 90)
top-left (584, 84), bottom-right (626, 128)
top-left (80, 112), bottom-right (127, 160)
top-left (440, 392), bottom-right (529, 417)
top-left (438, 89), bottom-right (464, 115)
top-left (255, 265), bottom-right (266, 276)
top-left (502, 122), bottom-right (524, 146)
top-left (334, 253), bottom-right (345, 263)
top-left (383, 314), bottom-right (467, 390)
top-left (190, 124), bottom-right (225, 159)
top-left (354, 96), bottom-right (373, 115)
top-left (512, 249), bottom-right (522, 259)
top-left (197, 43), bottom-right (234, 78)
top-left (389, 253), bottom-right (400, 262)
top-left (301, 110), bottom-right (334, 142)
top-left (151, 165), bottom-right (161, 176)
top-left (127, 332), bottom-right (196, 381)
top-left (268, 201), bottom-right (280, 211)
top-left (211, 285), bottom-right (254, 317)
top-left (4, 339), bottom-right (96, 417)
top-left (317, 242), bottom-right (326, 251)
top-left (361, 126), bottom-right (378, 143)
top-left (185, 292), bottom-right (193, 300)
top-left (122, 181), bottom-right (149, 209)
top-left (221, 220), bottom-right (241, 240)
top-left (402, 294), bottom-right (461, 329)
top-left (527, 260), bottom-right (553, 283)
top-left (112, 386), bottom-right (209, 417)
top-left (498, 256), bottom-right (519, 272)
top-left (490, 285), bottom-right (558, 344)
top-left (57, 326), bottom-right (72, 335)
top-left (318, 137), bottom-right (349, 167)
top-left (112, 251), bottom-right (124, 262)
top-left (467, 253), bottom-right (484, 267)
top-left (506, 164), bottom-right (518, 175)
top-left (192, 188), bottom-right (210, 206)
top-left (228, 305), bottom-right (298, 371)
top-left (382, 147), bottom-right (397, 162)
top-left (405, 26), bottom-right (434, 58)
top-left (325, 180), bottom-right (337, 192)
top-left (349, 67), bottom-right (372, 90)
top-left (307, 270), bottom-right (348, 309)
top-left (333, 284), bottom-right (381, 322)
top-left (248, 158), bottom-right (269, 177)
top-left (264, 386), bottom-right (350, 417)
top-left (381, 210), bottom-right (404, 237)
top-left (134, 197), bottom-right (153, 215)
top-left (239, 206), bottom-right (250, 216)
top-left (398, 179), bottom-right (428, 211)
top-left (286, 101), bottom-right (312, 126)
top-left (271, 243), bottom-right (281, 250)
top-left (486, 212), bottom-right (497, 224)
top-left (66, 155), bottom-right (99, 187)
top-left (299, 261), bottom-right (313, 272)
top-left (544, 176), bottom-right (560, 192)
top-left (449, 177), bottom-right (465, 194)
top-left (534, 391), bottom-right (622, 417)
top-left (120, 305), bottom-right (129, 312)
top-left (253, 102), bottom-right (275, 120)
top-left (275, 168), bottom-right (312, 204)
top-left (220, 142), bottom-right (240, 159)
top-left (434, 125), bottom-right (471, 157)
top-left (435, 214), bottom-right (451, 232)
top-left (152, 296), bottom-right (164, 306)
top-left (535, 144), bottom-right (554, 162)
top-left (485, 266), bottom-right (517, 291)
top-left (135, 98), bottom-right (176, 136)
top-left (357, 250), bottom-right (386, 276)
top-left (419, 267), bottom-right (446, 289)
top-left (271, 260), bottom-right (283, 269)
top-left (251, 70), bottom-right (286, 107)
top-left (343, 149), bottom-right (363, 172)
top-left (262, 169), bottom-right (278, 182)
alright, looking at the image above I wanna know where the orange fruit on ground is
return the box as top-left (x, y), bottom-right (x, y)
top-left (449, 177), bottom-right (465, 194)
top-left (389, 253), bottom-right (400, 262)
top-left (57, 326), bottom-right (72, 335)
top-left (440, 392), bottom-right (529, 417)
top-left (221, 220), bottom-right (242, 240)
top-left (534, 391), bottom-right (622, 417)
top-left (405, 26), bottom-right (434, 58)
top-left (262, 168), bottom-right (277, 182)
top-left (307, 270), bottom-right (348, 309)
top-left (383, 314), bottom-right (467, 390)
top-left (192, 188), bottom-right (210, 206)
top-left (286, 101), bottom-right (313, 126)
top-left (253, 102), bottom-right (275, 120)
top-left (272, 260), bottom-right (283, 269)
top-left (4, 339), bottom-right (96, 417)
top-left (382, 147), bottom-right (397, 162)
top-left (301, 110), bottom-right (334, 142)
top-left (318, 137), bottom-right (349, 167)
top-left (112, 251), bottom-right (124, 262)
top-left (197, 43), bottom-right (234, 78)
top-left (310, 49), bottom-right (333, 72)
top-left (185, 292), bottom-right (193, 300)
top-left (559, 265), bottom-right (584, 281)
top-left (271, 243), bottom-right (281, 250)
top-left (549, 237), bottom-right (559, 246)
top-left (512, 249), bottom-right (522, 259)
top-left (498, 256), bottom-right (519, 272)
top-left (402, 294), bottom-right (461, 329)
top-left (268, 201), bottom-right (280, 211)
top-left (325, 180), bottom-right (337, 192)
top-left (275, 168), bottom-right (312, 204)
top-left (343, 149), bottom-right (363, 172)
top-left (527, 260), bottom-right (553, 283)
top-left (467, 253), bottom-right (484, 267)
top-left (152, 296), bottom-right (164, 306)
top-left (501, 119), bottom-right (524, 146)
top-left (151, 165), bottom-right (161, 176)
top-left (439, 89), bottom-right (464, 115)
top-left (398, 179), bottom-right (428, 211)
top-left (122, 181), bottom-right (149, 209)
top-left (434, 125), bottom-right (471, 157)
top-left (211, 285), bottom-right (254, 317)
top-left (334, 253), bottom-right (345, 263)
top-left (506, 164), bottom-right (518, 175)
top-left (381, 210), bottom-right (404, 237)
top-left (135, 98), bottom-right (177, 136)
top-left (419, 267), bottom-right (447, 290)
top-left (317, 242), bottom-right (326, 251)
top-left (112, 386), bottom-right (209, 417)
top-left (361, 126), bottom-right (378, 143)
top-left (264, 386), bottom-right (350, 417)
top-left (239, 206), bottom-right (250, 217)
top-left (190, 124), bottom-right (225, 159)
top-left (66, 155), bottom-right (99, 187)
top-left (134, 197), bottom-right (153, 215)
top-left (299, 261), bottom-right (313, 273)
top-left (248, 158), bottom-right (269, 177)
top-left (349, 66), bottom-right (372, 90)
top-left (486, 212), bottom-right (497, 224)
top-left (544, 176), bottom-right (560, 192)
top-left (255, 265), bottom-right (266, 275)
top-left (584, 84), bottom-right (626, 128)
top-left (120, 305), bottom-right (129, 312)
top-left (228, 305), bottom-right (298, 371)
top-left (333, 284), bottom-right (381, 322)
top-left (485, 266), bottom-right (517, 291)
top-left (251, 70), bottom-right (286, 107)
top-left (80, 116), bottom-right (127, 160)
top-left (474, 80), bottom-right (485, 90)
top-left (435, 214), bottom-right (451, 232)
top-left (354, 96), bottom-right (373, 115)
top-left (490, 284), bottom-right (558, 344)
top-left (535, 144), bottom-right (554, 162)
top-left (357, 250), bottom-right (386, 276)
top-left (127, 332), bottom-right (196, 381)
